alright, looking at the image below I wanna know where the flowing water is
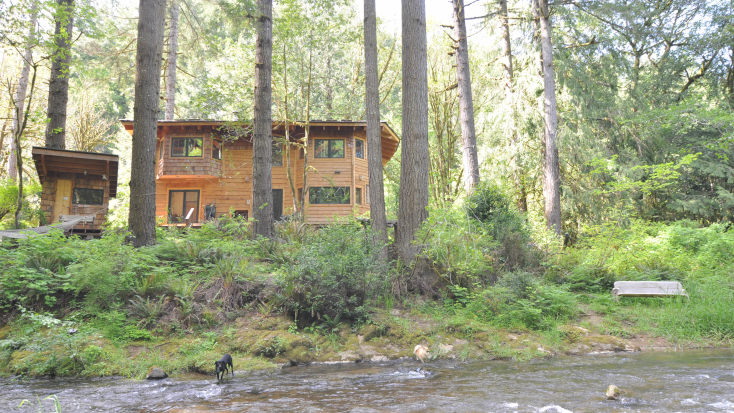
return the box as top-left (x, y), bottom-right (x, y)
top-left (2, 350), bottom-right (734, 412)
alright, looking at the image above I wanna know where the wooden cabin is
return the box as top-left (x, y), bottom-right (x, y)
top-left (120, 120), bottom-right (400, 226)
top-left (32, 147), bottom-right (119, 236)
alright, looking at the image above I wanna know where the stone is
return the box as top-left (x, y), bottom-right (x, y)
top-left (606, 384), bottom-right (621, 400)
top-left (146, 366), bottom-right (168, 380)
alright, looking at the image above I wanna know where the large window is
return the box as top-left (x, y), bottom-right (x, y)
top-left (212, 139), bottom-right (222, 160)
top-left (73, 188), bottom-right (104, 205)
top-left (272, 142), bottom-right (283, 166)
top-left (355, 138), bottom-right (365, 159)
top-left (314, 139), bottom-right (345, 158)
top-left (168, 190), bottom-right (200, 223)
top-left (309, 187), bottom-right (350, 204)
top-left (171, 138), bottom-right (203, 157)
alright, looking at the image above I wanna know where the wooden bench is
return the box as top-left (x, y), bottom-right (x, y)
top-left (59, 214), bottom-right (95, 224)
top-left (612, 281), bottom-right (687, 301)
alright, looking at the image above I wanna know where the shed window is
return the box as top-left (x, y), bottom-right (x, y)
top-left (73, 188), bottom-right (104, 205)
top-left (171, 138), bottom-right (203, 157)
top-left (314, 139), bottom-right (344, 158)
top-left (355, 139), bottom-right (365, 159)
top-left (212, 139), bottom-right (222, 160)
top-left (309, 187), bottom-right (350, 204)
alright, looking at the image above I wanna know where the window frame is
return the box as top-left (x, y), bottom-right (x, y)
top-left (355, 138), bottom-right (365, 159)
top-left (308, 186), bottom-right (351, 204)
top-left (72, 188), bottom-right (104, 205)
top-left (171, 137), bottom-right (204, 158)
top-left (272, 141), bottom-right (284, 167)
top-left (168, 189), bottom-right (200, 223)
top-left (314, 139), bottom-right (345, 159)
top-left (212, 139), bottom-right (223, 160)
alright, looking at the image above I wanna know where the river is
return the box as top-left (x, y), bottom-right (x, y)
top-left (2, 349), bottom-right (734, 412)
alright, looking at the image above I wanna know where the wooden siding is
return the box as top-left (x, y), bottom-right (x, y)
top-left (40, 173), bottom-right (110, 230)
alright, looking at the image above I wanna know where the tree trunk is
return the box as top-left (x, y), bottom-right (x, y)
top-left (129, 0), bottom-right (165, 247)
top-left (44, 0), bottom-right (74, 150)
top-left (13, 64), bottom-right (38, 229)
top-left (397, 0), bottom-right (430, 264)
top-left (364, 0), bottom-right (388, 262)
top-left (451, 0), bottom-right (480, 193)
top-left (252, 0), bottom-right (274, 239)
top-left (8, 1), bottom-right (38, 181)
top-left (500, 0), bottom-right (525, 212)
top-left (538, 0), bottom-right (562, 235)
top-left (165, 0), bottom-right (179, 120)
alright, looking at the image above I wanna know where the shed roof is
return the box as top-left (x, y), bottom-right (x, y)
top-left (32, 147), bottom-right (120, 198)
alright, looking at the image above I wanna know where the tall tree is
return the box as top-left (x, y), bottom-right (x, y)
top-left (128, 0), bottom-right (165, 247)
top-left (397, 0), bottom-right (429, 264)
top-left (44, 0), bottom-right (75, 149)
top-left (165, 0), bottom-right (179, 120)
top-left (364, 0), bottom-right (388, 262)
top-left (451, 0), bottom-right (480, 193)
top-left (536, 0), bottom-right (561, 235)
top-left (499, 0), bottom-right (526, 212)
top-left (8, 0), bottom-right (38, 181)
top-left (251, 0), bottom-right (274, 239)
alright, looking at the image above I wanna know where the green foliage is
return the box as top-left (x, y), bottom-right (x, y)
top-left (465, 183), bottom-right (528, 242)
top-left (275, 221), bottom-right (385, 320)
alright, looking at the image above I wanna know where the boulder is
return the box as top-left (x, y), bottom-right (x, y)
top-left (606, 384), bottom-right (621, 400)
top-left (146, 366), bottom-right (168, 380)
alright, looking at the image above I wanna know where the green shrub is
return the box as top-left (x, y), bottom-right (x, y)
top-left (465, 183), bottom-right (528, 242)
top-left (276, 221), bottom-right (385, 320)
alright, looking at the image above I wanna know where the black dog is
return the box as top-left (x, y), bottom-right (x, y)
top-left (215, 354), bottom-right (234, 381)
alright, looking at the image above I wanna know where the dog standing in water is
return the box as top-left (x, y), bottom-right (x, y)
top-left (413, 345), bottom-right (429, 363)
top-left (215, 354), bottom-right (234, 381)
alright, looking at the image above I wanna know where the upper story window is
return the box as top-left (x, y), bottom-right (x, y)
top-left (314, 139), bottom-right (344, 158)
top-left (171, 138), bottom-right (203, 157)
top-left (272, 142), bottom-right (283, 166)
top-left (212, 139), bottom-right (222, 160)
top-left (159, 138), bottom-right (164, 160)
top-left (355, 138), bottom-right (365, 159)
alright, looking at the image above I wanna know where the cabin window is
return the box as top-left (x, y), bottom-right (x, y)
top-left (355, 187), bottom-right (362, 205)
top-left (73, 188), bottom-right (104, 205)
top-left (309, 187), bottom-right (350, 204)
top-left (366, 185), bottom-right (370, 205)
top-left (212, 139), bottom-right (222, 160)
top-left (314, 139), bottom-right (345, 158)
top-left (355, 139), bottom-right (365, 159)
top-left (272, 188), bottom-right (283, 220)
top-left (233, 210), bottom-right (248, 219)
top-left (272, 142), bottom-right (283, 167)
top-left (171, 138), bottom-right (203, 157)
top-left (159, 138), bottom-right (164, 160)
top-left (168, 190), bottom-right (200, 223)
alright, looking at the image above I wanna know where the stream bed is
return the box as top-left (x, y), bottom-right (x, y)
top-left (2, 349), bottom-right (734, 412)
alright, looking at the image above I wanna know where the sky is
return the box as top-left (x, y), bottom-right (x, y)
top-left (359, 0), bottom-right (487, 34)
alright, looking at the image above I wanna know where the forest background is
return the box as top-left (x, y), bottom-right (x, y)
top-left (1, 0), bottom-right (734, 378)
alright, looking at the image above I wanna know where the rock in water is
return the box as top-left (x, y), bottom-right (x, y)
top-left (146, 366), bottom-right (168, 380)
top-left (606, 384), bottom-right (621, 400)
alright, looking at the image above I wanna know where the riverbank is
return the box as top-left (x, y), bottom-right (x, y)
top-left (2, 213), bottom-right (733, 379)
top-left (1, 298), bottom-right (730, 380)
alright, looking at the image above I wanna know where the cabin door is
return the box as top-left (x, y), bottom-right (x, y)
top-left (53, 179), bottom-right (73, 222)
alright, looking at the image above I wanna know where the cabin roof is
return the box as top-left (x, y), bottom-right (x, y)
top-left (120, 119), bottom-right (401, 165)
top-left (31, 147), bottom-right (120, 198)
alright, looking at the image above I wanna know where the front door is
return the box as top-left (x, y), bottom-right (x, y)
top-left (272, 189), bottom-right (283, 221)
top-left (52, 179), bottom-right (72, 222)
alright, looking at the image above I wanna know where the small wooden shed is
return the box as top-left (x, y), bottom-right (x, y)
top-left (32, 147), bottom-right (119, 236)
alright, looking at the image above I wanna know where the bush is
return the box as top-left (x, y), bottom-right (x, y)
top-left (465, 183), bottom-right (528, 243)
top-left (275, 221), bottom-right (385, 321)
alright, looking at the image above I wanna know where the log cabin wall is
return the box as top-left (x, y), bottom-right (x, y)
top-left (39, 172), bottom-right (110, 231)
top-left (128, 120), bottom-right (399, 226)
